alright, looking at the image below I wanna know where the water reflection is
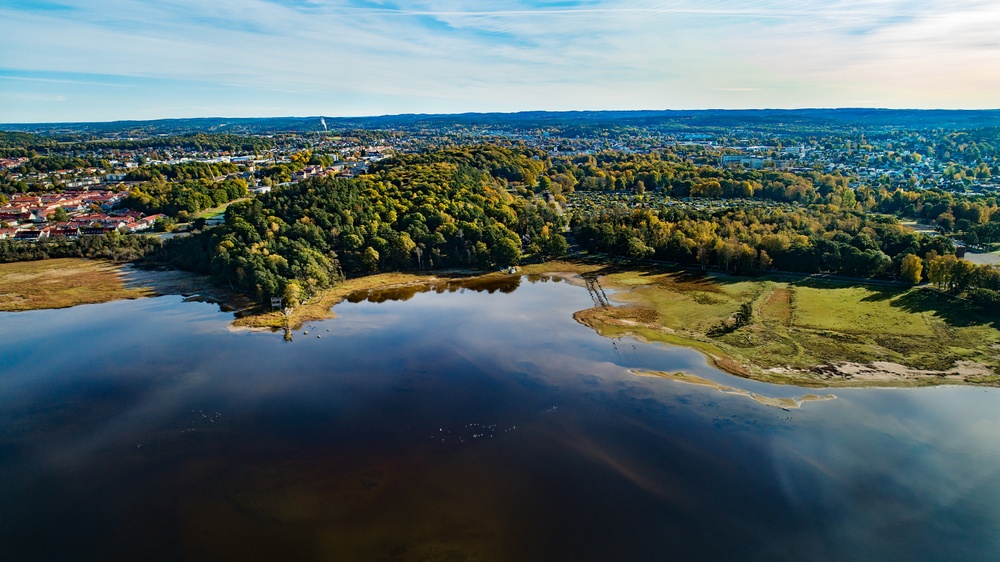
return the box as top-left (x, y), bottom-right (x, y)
top-left (1, 277), bottom-right (1000, 561)
top-left (345, 275), bottom-right (522, 304)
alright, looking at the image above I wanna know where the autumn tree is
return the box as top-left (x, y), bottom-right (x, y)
top-left (900, 254), bottom-right (923, 284)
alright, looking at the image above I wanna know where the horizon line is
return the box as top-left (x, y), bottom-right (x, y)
top-left (4, 107), bottom-right (1000, 127)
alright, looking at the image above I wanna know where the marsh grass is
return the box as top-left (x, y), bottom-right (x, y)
top-left (0, 258), bottom-right (155, 311)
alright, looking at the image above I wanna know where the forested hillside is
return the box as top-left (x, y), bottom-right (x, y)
top-left (158, 146), bottom-right (566, 303)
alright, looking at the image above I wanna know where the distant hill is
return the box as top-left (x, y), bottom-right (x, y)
top-left (3, 109), bottom-right (1000, 136)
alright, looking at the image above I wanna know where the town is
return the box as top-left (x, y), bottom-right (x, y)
top-left (0, 131), bottom-right (393, 241)
top-left (1, 111), bottom-right (998, 266)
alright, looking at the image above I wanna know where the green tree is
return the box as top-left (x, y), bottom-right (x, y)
top-left (627, 236), bottom-right (655, 260)
top-left (493, 237), bottom-right (521, 267)
top-left (49, 207), bottom-right (69, 222)
top-left (361, 246), bottom-right (380, 273)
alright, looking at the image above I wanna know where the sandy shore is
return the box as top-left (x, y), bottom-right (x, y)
top-left (632, 370), bottom-right (836, 409)
top-left (777, 360), bottom-right (995, 384)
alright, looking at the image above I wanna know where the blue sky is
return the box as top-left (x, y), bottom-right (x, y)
top-left (1, 0), bottom-right (999, 122)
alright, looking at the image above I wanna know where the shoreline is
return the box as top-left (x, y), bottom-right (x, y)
top-left (631, 370), bottom-right (837, 409)
top-left (228, 269), bottom-right (504, 332)
top-left (6, 257), bottom-right (998, 390)
top-left (552, 261), bottom-right (1000, 389)
top-left (573, 305), bottom-right (996, 389)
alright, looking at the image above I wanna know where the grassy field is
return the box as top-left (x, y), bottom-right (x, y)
top-left (563, 262), bottom-right (1000, 387)
top-left (0, 258), bottom-right (155, 311)
top-left (190, 197), bottom-right (251, 221)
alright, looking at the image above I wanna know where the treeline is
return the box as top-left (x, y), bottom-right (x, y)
top-left (547, 152), bottom-right (867, 205)
top-left (572, 205), bottom-right (954, 280)
top-left (0, 132), bottom-right (56, 158)
top-left (372, 145), bottom-right (548, 187)
top-left (156, 146), bottom-right (566, 303)
top-left (10, 155), bottom-right (105, 175)
top-left (925, 254), bottom-right (1000, 311)
top-left (124, 161), bottom-right (240, 182)
top-left (875, 188), bottom-right (997, 236)
top-left (79, 133), bottom-right (275, 154)
top-left (120, 178), bottom-right (248, 217)
top-left (0, 233), bottom-right (161, 263)
top-left (547, 151), bottom-right (999, 236)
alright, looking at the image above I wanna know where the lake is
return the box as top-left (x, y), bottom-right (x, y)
top-left (2, 274), bottom-right (1000, 561)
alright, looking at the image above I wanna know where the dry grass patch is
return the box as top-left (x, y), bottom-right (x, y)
top-left (607, 276), bottom-right (763, 335)
top-left (760, 287), bottom-right (793, 326)
top-left (0, 258), bottom-right (154, 311)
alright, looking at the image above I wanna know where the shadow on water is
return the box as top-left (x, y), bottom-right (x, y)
top-left (346, 276), bottom-right (522, 304)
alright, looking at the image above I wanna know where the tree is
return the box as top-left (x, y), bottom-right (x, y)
top-left (493, 237), bottom-right (521, 267)
top-left (361, 246), bottom-right (380, 273)
top-left (900, 254), bottom-right (923, 284)
top-left (544, 232), bottom-right (569, 257)
top-left (927, 255), bottom-right (957, 289)
top-left (49, 207), bottom-right (69, 222)
top-left (951, 259), bottom-right (976, 293)
top-left (936, 212), bottom-right (955, 232)
top-left (757, 250), bottom-right (772, 271)
top-left (627, 236), bottom-right (654, 260)
top-left (282, 280), bottom-right (302, 308)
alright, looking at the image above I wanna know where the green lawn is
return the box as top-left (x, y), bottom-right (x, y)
top-left (791, 284), bottom-right (935, 337)
top-left (191, 197), bottom-right (251, 221)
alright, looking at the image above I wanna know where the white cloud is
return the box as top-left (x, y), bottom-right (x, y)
top-left (0, 0), bottom-right (998, 121)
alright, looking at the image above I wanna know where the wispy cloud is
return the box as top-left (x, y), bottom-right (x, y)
top-left (1, 0), bottom-right (998, 122)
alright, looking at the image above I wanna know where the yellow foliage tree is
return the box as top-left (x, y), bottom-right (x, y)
top-left (900, 254), bottom-right (923, 284)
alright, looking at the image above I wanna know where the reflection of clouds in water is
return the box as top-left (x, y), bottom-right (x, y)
top-left (10, 276), bottom-right (1000, 559)
top-left (767, 387), bottom-right (1000, 555)
top-left (564, 428), bottom-right (694, 506)
top-left (323, 314), bottom-right (403, 333)
top-left (33, 369), bottom-right (216, 469)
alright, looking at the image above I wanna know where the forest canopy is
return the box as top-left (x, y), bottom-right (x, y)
top-left (158, 146), bottom-right (566, 302)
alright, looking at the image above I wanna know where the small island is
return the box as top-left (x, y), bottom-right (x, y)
top-left (630, 370), bottom-right (836, 409)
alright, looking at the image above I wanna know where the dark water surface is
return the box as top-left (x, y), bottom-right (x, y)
top-left (3, 275), bottom-right (1000, 561)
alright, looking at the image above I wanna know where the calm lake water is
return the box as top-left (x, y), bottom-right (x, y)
top-left (3, 274), bottom-right (1000, 561)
